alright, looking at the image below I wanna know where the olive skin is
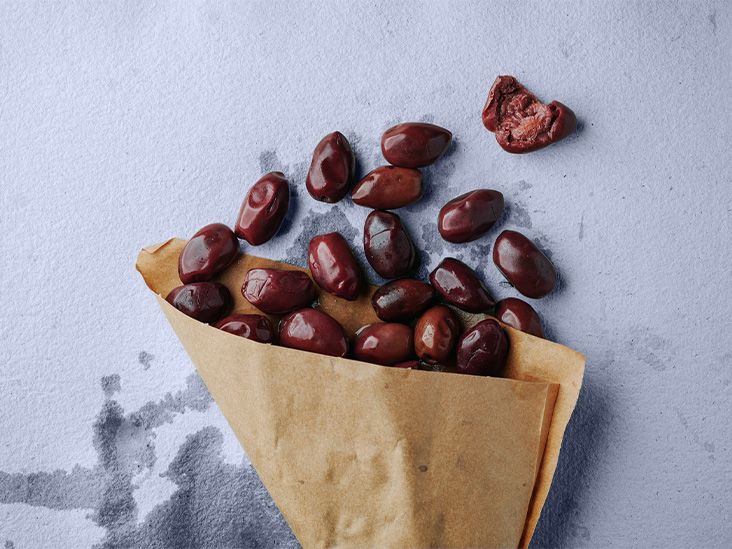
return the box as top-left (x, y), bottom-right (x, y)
top-left (278, 308), bottom-right (348, 357)
top-left (429, 258), bottom-right (495, 313)
top-left (308, 233), bottom-right (363, 300)
top-left (352, 323), bottom-right (414, 366)
top-left (482, 75), bottom-right (576, 154)
top-left (495, 298), bottom-right (544, 338)
top-left (242, 268), bottom-right (317, 315)
top-left (306, 132), bottom-right (355, 203)
top-left (178, 223), bottom-right (239, 284)
top-left (492, 230), bottom-right (557, 298)
top-left (438, 189), bottom-right (504, 243)
top-left (455, 319), bottom-right (509, 376)
top-left (166, 282), bottom-right (232, 324)
top-left (363, 210), bottom-right (417, 279)
top-left (414, 306), bottom-right (460, 364)
top-left (214, 314), bottom-right (275, 343)
top-left (381, 123), bottom-right (452, 168)
top-left (371, 279), bottom-right (436, 322)
top-left (351, 166), bottom-right (423, 209)
top-left (393, 360), bottom-right (420, 369)
top-left (235, 172), bottom-right (290, 245)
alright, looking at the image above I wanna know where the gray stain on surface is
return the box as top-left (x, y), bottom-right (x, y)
top-left (102, 374), bottom-right (121, 397)
top-left (138, 351), bottom-right (155, 370)
top-left (5, 541), bottom-right (15, 549)
top-left (0, 373), bottom-right (298, 548)
top-left (673, 407), bottom-right (716, 463)
top-left (259, 150), bottom-right (284, 173)
top-left (506, 201), bottom-right (533, 230)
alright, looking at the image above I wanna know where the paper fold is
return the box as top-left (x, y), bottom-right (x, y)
top-left (137, 239), bottom-right (585, 549)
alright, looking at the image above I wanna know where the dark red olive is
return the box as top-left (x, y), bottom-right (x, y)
top-left (351, 166), bottom-right (422, 209)
top-left (166, 282), bottom-right (232, 323)
top-left (242, 268), bottom-right (317, 314)
top-left (305, 132), bottom-right (355, 203)
top-left (214, 314), bottom-right (275, 343)
top-left (371, 279), bottom-right (435, 322)
top-left (414, 305), bottom-right (460, 363)
top-left (381, 122), bottom-right (452, 168)
top-left (235, 172), bottom-right (290, 245)
top-left (429, 258), bottom-right (495, 313)
top-left (352, 323), bottom-right (414, 366)
top-left (178, 223), bottom-right (239, 284)
top-left (482, 75), bottom-right (576, 154)
top-left (455, 319), bottom-right (509, 376)
top-left (278, 308), bottom-right (348, 357)
top-left (363, 210), bottom-right (417, 279)
top-left (438, 190), bottom-right (504, 243)
top-left (495, 298), bottom-right (544, 338)
top-left (394, 360), bottom-right (420, 369)
top-left (492, 230), bottom-right (556, 298)
top-left (308, 233), bottom-right (362, 300)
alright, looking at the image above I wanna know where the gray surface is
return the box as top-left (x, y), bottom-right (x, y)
top-left (1, 1), bottom-right (731, 547)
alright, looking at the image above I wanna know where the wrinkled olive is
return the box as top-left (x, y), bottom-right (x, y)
top-left (492, 230), bottom-right (557, 298)
top-left (214, 314), bottom-right (275, 343)
top-left (363, 210), bottom-right (417, 279)
top-left (166, 282), bottom-right (232, 323)
top-left (351, 166), bottom-right (422, 209)
top-left (308, 233), bottom-right (363, 300)
top-left (381, 122), bottom-right (452, 168)
top-left (278, 308), bottom-right (348, 357)
top-left (306, 132), bottom-right (355, 203)
top-left (242, 268), bottom-right (317, 314)
top-left (455, 319), bottom-right (509, 376)
top-left (235, 172), bottom-right (290, 245)
top-left (352, 323), bottom-right (414, 366)
top-left (482, 75), bottom-right (576, 154)
top-left (414, 305), bottom-right (460, 363)
top-left (438, 189), bottom-right (504, 243)
top-left (178, 223), bottom-right (239, 284)
top-left (371, 279), bottom-right (436, 322)
top-left (495, 298), bottom-right (544, 338)
top-left (429, 258), bottom-right (495, 313)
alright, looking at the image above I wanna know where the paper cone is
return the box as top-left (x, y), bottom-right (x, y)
top-left (137, 239), bottom-right (585, 549)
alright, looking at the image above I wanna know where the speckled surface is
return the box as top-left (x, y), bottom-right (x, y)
top-left (1, 1), bottom-right (730, 547)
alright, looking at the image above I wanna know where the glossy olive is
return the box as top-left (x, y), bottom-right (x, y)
top-left (352, 323), bottom-right (414, 366)
top-left (455, 319), bottom-right (509, 376)
top-left (166, 282), bottom-right (232, 323)
top-left (308, 233), bottom-right (362, 300)
top-left (278, 308), bottom-right (348, 357)
top-left (495, 298), bottom-right (544, 338)
top-left (363, 210), bottom-right (417, 279)
top-left (242, 268), bottom-right (317, 314)
top-left (429, 258), bottom-right (495, 313)
top-left (178, 223), bottom-right (239, 284)
top-left (306, 132), bottom-right (355, 203)
top-left (394, 360), bottom-right (420, 369)
top-left (414, 305), bottom-right (460, 363)
top-left (381, 122), bottom-right (452, 168)
top-left (235, 172), bottom-right (290, 245)
top-left (492, 230), bottom-right (557, 298)
top-left (438, 189), bottom-right (504, 243)
top-left (214, 314), bottom-right (275, 343)
top-left (351, 166), bottom-right (422, 209)
top-left (371, 279), bottom-right (435, 322)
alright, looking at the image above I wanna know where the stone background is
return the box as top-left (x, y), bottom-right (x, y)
top-left (1, 1), bottom-right (730, 547)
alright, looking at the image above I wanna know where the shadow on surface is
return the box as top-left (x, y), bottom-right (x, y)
top-left (531, 371), bottom-right (613, 548)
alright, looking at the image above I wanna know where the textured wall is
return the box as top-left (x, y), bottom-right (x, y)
top-left (1, 1), bottom-right (730, 547)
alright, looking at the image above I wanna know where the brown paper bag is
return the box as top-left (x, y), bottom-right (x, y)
top-left (136, 239), bottom-right (585, 548)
